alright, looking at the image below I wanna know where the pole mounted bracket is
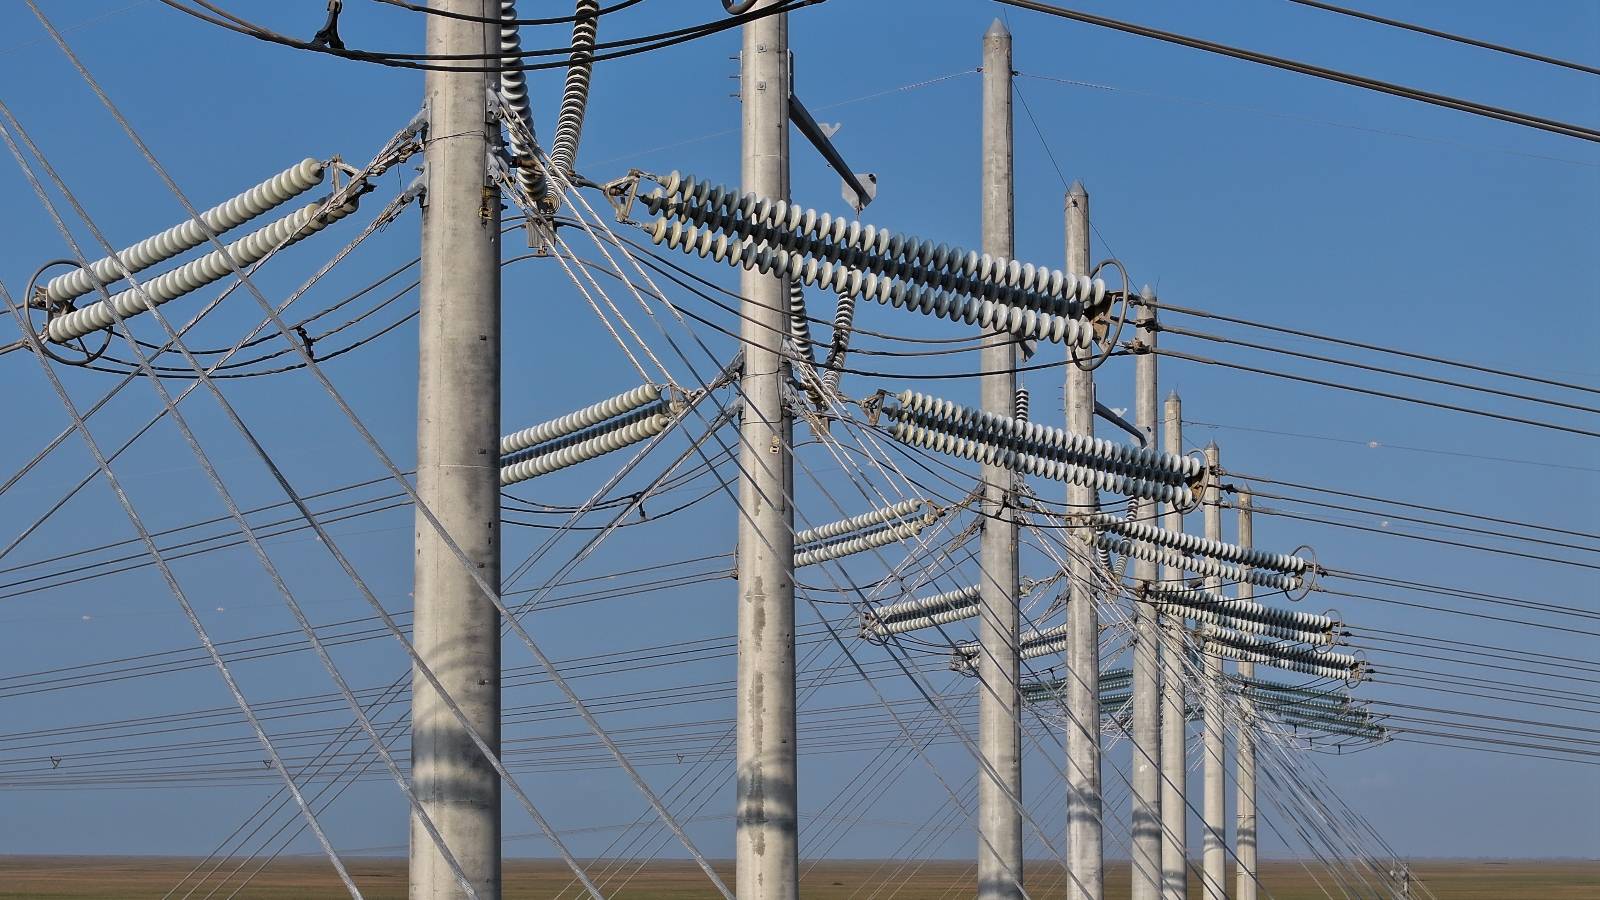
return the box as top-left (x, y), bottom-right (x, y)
top-left (1094, 400), bottom-right (1147, 447)
top-left (788, 82), bottom-right (877, 213)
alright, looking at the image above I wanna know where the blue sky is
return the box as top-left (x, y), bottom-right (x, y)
top-left (0, 0), bottom-right (1596, 867)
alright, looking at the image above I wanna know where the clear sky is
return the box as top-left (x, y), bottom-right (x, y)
top-left (0, 0), bottom-right (1596, 867)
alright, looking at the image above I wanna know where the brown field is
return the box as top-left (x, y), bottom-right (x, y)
top-left (1, 857), bottom-right (1595, 899)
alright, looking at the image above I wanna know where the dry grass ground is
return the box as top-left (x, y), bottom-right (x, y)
top-left (0, 857), bottom-right (1595, 899)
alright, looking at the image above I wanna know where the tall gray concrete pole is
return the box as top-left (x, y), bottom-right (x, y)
top-left (1129, 288), bottom-right (1163, 900)
top-left (1064, 181), bottom-right (1103, 900)
top-left (412, 1), bottom-right (502, 896)
top-left (1159, 393), bottom-right (1188, 900)
top-left (977, 19), bottom-right (1024, 900)
top-left (1235, 492), bottom-right (1259, 900)
top-left (736, 3), bottom-right (798, 897)
top-left (1200, 444), bottom-right (1227, 900)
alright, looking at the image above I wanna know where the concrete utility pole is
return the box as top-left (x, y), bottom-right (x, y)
top-left (412, 1), bottom-right (502, 897)
top-left (1236, 492), bottom-right (1259, 900)
top-left (1200, 443), bottom-right (1227, 900)
top-left (1130, 288), bottom-right (1163, 900)
top-left (736, 3), bottom-right (798, 897)
top-left (977, 19), bottom-right (1024, 900)
top-left (1064, 181), bottom-right (1103, 900)
top-left (1159, 392), bottom-right (1188, 900)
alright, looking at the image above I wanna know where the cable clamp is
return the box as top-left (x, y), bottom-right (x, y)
top-left (310, 0), bottom-right (344, 51)
top-left (295, 325), bottom-right (317, 362)
top-left (860, 390), bottom-right (887, 426)
top-left (602, 171), bottom-right (644, 223)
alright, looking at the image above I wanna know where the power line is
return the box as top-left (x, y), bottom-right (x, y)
top-left (154, 0), bottom-right (823, 72)
top-left (1329, 568), bottom-right (1600, 620)
top-left (1017, 70), bottom-right (1600, 170)
top-left (1144, 296), bottom-right (1600, 398)
top-left (1155, 347), bottom-right (1600, 439)
top-left (1285, 0), bottom-right (1600, 78)
top-left (371, 0), bottom-right (649, 27)
top-left (1389, 736), bottom-right (1600, 767)
top-left (1158, 322), bottom-right (1600, 417)
top-left (1186, 419), bottom-right (1600, 474)
top-left (1225, 472), bottom-right (1600, 543)
top-left (995, 0), bottom-right (1600, 142)
top-left (1231, 490), bottom-right (1600, 556)
top-left (1345, 625), bottom-right (1600, 674)
top-left (1252, 503), bottom-right (1600, 571)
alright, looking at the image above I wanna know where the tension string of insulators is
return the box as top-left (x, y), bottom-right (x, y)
top-left (644, 171), bottom-right (1104, 320)
top-left (41, 158), bottom-right (330, 307)
top-left (499, 383), bottom-right (682, 486)
top-left (1155, 597), bottom-right (1336, 645)
top-left (859, 584), bottom-right (982, 639)
top-left (639, 174), bottom-right (1099, 348)
top-left (45, 194), bottom-right (362, 344)
top-left (1021, 667), bottom-right (1133, 702)
top-left (1146, 584), bottom-right (1335, 632)
top-left (877, 390), bottom-right (1201, 506)
top-left (951, 623), bottom-right (1071, 672)
top-left (1198, 623), bottom-right (1366, 682)
top-left (791, 501), bottom-right (940, 569)
top-left (1200, 622), bottom-right (1360, 670)
top-left (1094, 534), bottom-right (1303, 592)
top-left (1088, 510), bottom-right (1307, 574)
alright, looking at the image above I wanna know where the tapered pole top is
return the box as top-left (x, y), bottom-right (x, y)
top-left (985, 17), bottom-right (1011, 39)
top-left (1068, 179), bottom-right (1088, 199)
